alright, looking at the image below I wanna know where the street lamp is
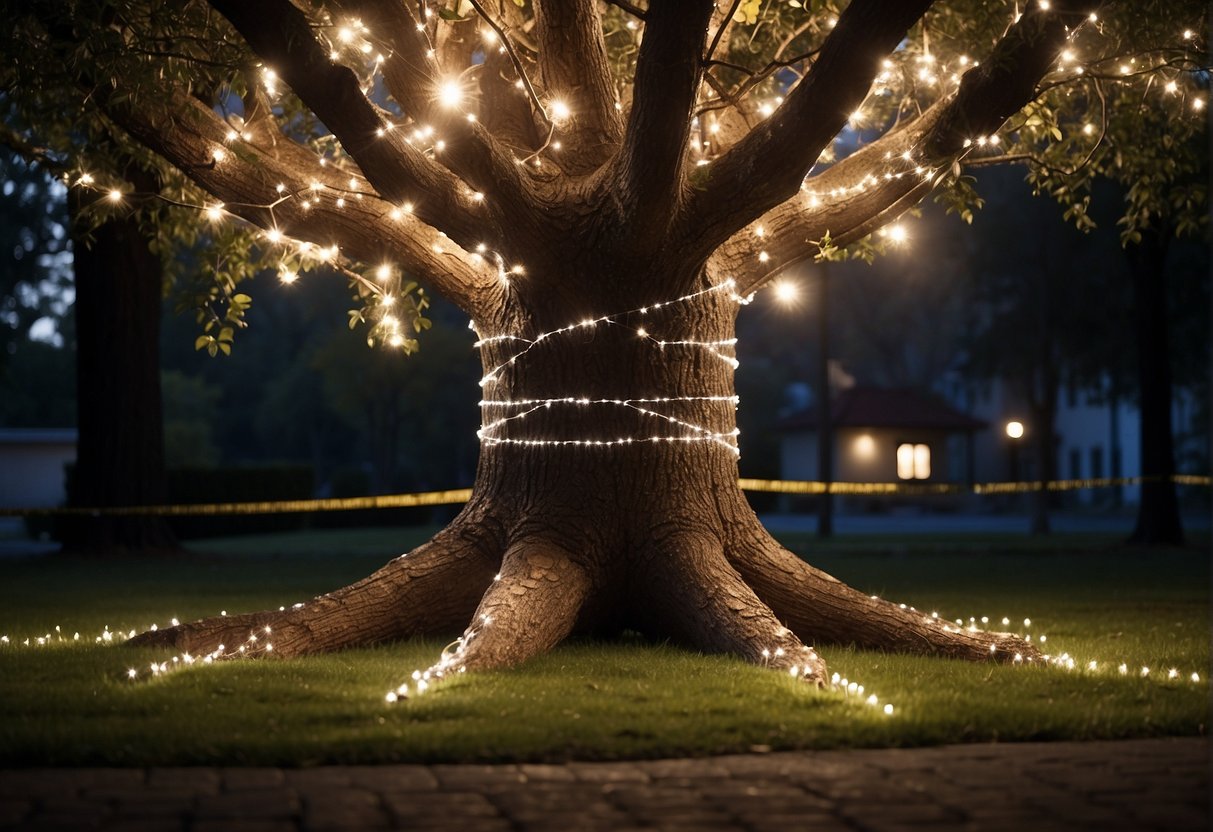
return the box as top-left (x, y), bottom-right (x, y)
top-left (1005, 420), bottom-right (1025, 483)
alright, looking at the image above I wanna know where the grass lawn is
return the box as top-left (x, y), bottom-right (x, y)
top-left (0, 526), bottom-right (1207, 766)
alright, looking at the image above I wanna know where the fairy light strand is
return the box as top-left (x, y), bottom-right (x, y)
top-left (471, 279), bottom-right (753, 454)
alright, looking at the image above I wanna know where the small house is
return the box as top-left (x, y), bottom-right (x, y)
top-left (778, 387), bottom-right (985, 510)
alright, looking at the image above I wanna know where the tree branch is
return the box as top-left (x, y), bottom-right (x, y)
top-left (682, 0), bottom-right (932, 258)
top-left (922, 0), bottom-right (1101, 158)
top-left (102, 90), bottom-right (498, 316)
top-left (714, 107), bottom-right (945, 293)
top-left (613, 0), bottom-right (715, 242)
top-left (329, 0), bottom-right (436, 117)
top-left (332, 0), bottom-right (535, 225)
top-left (716, 0), bottom-right (1102, 294)
top-left (603, 0), bottom-right (647, 21)
top-left (207, 0), bottom-right (518, 250)
top-left (0, 123), bottom-right (70, 174)
top-left (532, 0), bottom-right (624, 174)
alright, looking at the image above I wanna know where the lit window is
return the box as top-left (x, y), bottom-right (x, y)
top-left (896, 443), bottom-right (931, 480)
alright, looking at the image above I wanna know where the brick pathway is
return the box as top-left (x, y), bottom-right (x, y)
top-left (0, 738), bottom-right (1207, 831)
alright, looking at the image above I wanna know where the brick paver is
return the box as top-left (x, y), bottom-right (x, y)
top-left (0, 738), bottom-right (1206, 831)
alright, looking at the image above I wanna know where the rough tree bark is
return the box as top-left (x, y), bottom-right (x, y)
top-left (96, 0), bottom-right (1104, 681)
top-left (62, 172), bottom-right (177, 555)
top-left (1126, 228), bottom-right (1185, 545)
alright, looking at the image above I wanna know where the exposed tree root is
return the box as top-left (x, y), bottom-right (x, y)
top-left (126, 501), bottom-right (1046, 690)
top-left (637, 531), bottom-right (828, 685)
top-left (127, 514), bottom-right (503, 658)
top-left (727, 527), bottom-right (1043, 664)
top-left (428, 538), bottom-right (593, 675)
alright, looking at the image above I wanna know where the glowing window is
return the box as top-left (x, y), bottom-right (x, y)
top-left (896, 443), bottom-right (931, 480)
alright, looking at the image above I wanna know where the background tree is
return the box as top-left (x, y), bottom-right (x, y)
top-left (0, 151), bottom-right (74, 428)
top-left (965, 5), bottom-right (1209, 543)
top-left (959, 171), bottom-right (1133, 533)
top-left (1, 0), bottom-right (1204, 686)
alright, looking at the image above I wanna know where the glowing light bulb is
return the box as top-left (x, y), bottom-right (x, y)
top-left (107, 189), bottom-right (123, 203)
top-left (549, 99), bottom-right (571, 122)
top-left (438, 79), bottom-right (463, 109)
top-left (773, 280), bottom-right (798, 304)
top-left (886, 224), bottom-right (907, 244)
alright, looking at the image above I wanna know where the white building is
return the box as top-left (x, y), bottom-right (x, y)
top-left (0, 428), bottom-right (77, 509)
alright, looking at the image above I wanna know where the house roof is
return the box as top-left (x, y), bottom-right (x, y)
top-left (779, 387), bottom-right (987, 432)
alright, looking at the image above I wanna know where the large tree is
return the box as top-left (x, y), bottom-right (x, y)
top-left (3, 0), bottom-right (1204, 686)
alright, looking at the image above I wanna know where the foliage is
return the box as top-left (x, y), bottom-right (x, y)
top-left (0, 148), bottom-right (72, 363)
top-left (0, 0), bottom-right (1205, 344)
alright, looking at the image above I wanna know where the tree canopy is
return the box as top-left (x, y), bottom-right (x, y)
top-left (0, 0), bottom-right (1205, 351)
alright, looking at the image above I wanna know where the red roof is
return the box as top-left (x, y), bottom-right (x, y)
top-left (779, 387), bottom-right (986, 432)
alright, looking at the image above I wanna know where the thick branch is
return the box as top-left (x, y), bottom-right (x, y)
top-left (103, 91), bottom-right (499, 315)
top-left (330, 0), bottom-right (436, 117)
top-left (533, 0), bottom-right (624, 173)
top-left (682, 0), bottom-right (931, 257)
top-left (333, 0), bottom-right (534, 224)
top-left (614, 0), bottom-right (715, 240)
top-left (719, 0), bottom-right (1101, 293)
top-left (207, 0), bottom-right (517, 247)
top-left (479, 41), bottom-right (543, 155)
top-left (718, 106), bottom-right (945, 293)
top-left (924, 0), bottom-right (1101, 158)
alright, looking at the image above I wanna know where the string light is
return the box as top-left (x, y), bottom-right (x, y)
top-left (438, 78), bottom-right (464, 109)
top-left (472, 280), bottom-right (752, 455)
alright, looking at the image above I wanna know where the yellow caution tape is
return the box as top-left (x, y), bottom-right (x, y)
top-left (2, 488), bottom-right (473, 518)
top-left (1, 476), bottom-right (1206, 518)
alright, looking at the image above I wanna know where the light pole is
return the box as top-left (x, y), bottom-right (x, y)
top-left (1005, 420), bottom-right (1025, 482)
top-left (816, 263), bottom-right (833, 539)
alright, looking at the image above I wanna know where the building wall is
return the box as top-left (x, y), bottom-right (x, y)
top-left (949, 378), bottom-right (1205, 505)
top-left (0, 430), bottom-right (77, 508)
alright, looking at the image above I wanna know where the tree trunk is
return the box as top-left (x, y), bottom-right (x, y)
top-left (62, 177), bottom-right (177, 555)
top-left (1127, 230), bottom-right (1184, 545)
top-left (134, 262), bottom-right (1038, 683)
top-left (1028, 396), bottom-right (1056, 536)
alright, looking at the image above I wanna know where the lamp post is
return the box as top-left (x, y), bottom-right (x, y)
top-left (1005, 420), bottom-right (1025, 483)
top-left (816, 263), bottom-right (833, 539)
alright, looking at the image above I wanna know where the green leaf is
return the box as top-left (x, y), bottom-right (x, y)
top-left (194, 335), bottom-right (210, 351)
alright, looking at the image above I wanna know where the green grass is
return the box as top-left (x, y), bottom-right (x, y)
top-left (0, 527), bottom-right (1207, 766)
